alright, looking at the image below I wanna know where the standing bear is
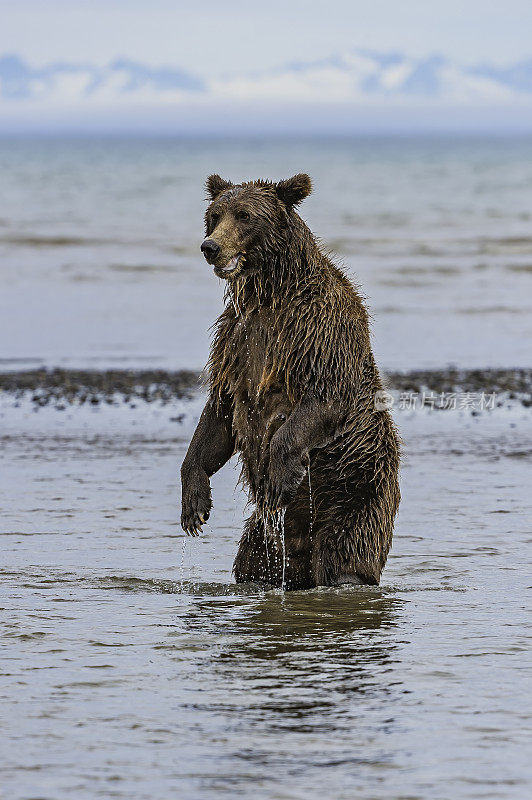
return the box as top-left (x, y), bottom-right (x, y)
top-left (180, 173), bottom-right (400, 589)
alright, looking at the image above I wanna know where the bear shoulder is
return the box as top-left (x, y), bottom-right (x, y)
top-left (275, 266), bottom-right (374, 404)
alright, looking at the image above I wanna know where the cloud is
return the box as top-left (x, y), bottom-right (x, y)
top-left (1, 50), bottom-right (532, 132)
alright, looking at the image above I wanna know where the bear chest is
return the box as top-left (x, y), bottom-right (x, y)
top-left (227, 310), bottom-right (291, 435)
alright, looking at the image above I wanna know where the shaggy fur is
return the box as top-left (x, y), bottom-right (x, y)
top-left (180, 174), bottom-right (400, 589)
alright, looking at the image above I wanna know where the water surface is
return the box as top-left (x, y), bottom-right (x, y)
top-left (1, 135), bottom-right (532, 371)
top-left (1, 399), bottom-right (531, 799)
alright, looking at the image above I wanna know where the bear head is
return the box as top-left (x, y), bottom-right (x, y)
top-left (200, 173), bottom-right (312, 280)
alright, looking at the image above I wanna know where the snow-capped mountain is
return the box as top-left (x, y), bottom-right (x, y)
top-left (1, 51), bottom-right (532, 130)
top-left (0, 54), bottom-right (204, 104)
top-left (210, 52), bottom-right (532, 105)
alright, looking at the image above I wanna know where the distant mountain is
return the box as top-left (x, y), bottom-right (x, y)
top-left (1, 51), bottom-right (532, 131)
top-left (470, 59), bottom-right (532, 94)
top-left (208, 52), bottom-right (532, 104)
top-left (0, 54), bottom-right (204, 101)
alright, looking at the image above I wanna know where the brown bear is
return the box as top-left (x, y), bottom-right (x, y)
top-left (180, 173), bottom-right (400, 589)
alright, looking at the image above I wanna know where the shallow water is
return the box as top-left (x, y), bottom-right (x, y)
top-left (1, 135), bottom-right (532, 372)
top-left (1, 399), bottom-right (531, 799)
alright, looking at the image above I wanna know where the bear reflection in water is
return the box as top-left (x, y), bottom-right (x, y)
top-left (182, 588), bottom-right (400, 659)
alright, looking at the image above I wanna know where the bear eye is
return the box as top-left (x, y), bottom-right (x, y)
top-left (237, 210), bottom-right (250, 222)
top-left (210, 212), bottom-right (220, 227)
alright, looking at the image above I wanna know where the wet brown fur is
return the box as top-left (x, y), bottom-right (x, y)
top-left (180, 174), bottom-right (400, 589)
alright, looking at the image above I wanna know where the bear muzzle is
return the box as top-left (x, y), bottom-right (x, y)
top-left (200, 238), bottom-right (220, 261)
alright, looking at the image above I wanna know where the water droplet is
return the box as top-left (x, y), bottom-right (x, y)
top-left (179, 537), bottom-right (187, 590)
top-left (262, 521), bottom-right (271, 583)
top-left (308, 463), bottom-right (313, 541)
top-left (270, 507), bottom-right (287, 591)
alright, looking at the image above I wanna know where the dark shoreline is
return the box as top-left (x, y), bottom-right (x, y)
top-left (1, 367), bottom-right (531, 408)
top-left (0, 369), bottom-right (200, 408)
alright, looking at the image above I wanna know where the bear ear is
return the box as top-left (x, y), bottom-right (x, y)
top-left (206, 174), bottom-right (232, 200)
top-left (275, 173), bottom-right (312, 208)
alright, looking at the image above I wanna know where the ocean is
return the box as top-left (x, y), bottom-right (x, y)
top-left (1, 135), bottom-right (532, 371)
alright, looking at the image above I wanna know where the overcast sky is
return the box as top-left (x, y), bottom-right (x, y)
top-left (1, 0), bottom-right (531, 75)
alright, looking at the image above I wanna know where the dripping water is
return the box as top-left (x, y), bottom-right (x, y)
top-left (270, 508), bottom-right (287, 590)
top-left (179, 537), bottom-right (187, 590)
top-left (279, 510), bottom-right (286, 591)
top-left (308, 462), bottom-right (313, 540)
top-left (262, 521), bottom-right (271, 583)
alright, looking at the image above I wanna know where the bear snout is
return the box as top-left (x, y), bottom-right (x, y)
top-left (201, 238), bottom-right (220, 261)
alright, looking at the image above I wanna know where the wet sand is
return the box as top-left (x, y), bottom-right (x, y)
top-left (1, 366), bottom-right (531, 409)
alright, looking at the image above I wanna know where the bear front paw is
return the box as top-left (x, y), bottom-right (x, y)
top-left (180, 470), bottom-right (212, 536)
top-left (263, 449), bottom-right (308, 511)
